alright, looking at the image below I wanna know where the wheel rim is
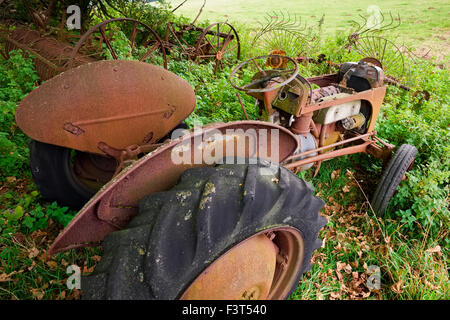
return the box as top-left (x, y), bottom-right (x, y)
top-left (71, 151), bottom-right (117, 192)
top-left (180, 227), bottom-right (304, 300)
top-left (67, 18), bottom-right (167, 69)
top-left (194, 22), bottom-right (241, 73)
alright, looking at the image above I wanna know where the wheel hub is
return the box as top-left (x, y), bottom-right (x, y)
top-left (180, 227), bottom-right (304, 300)
top-left (180, 234), bottom-right (277, 300)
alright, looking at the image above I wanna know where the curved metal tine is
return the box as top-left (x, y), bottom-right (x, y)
top-left (357, 14), bottom-right (372, 37)
top-left (381, 37), bottom-right (388, 63)
top-left (355, 37), bottom-right (373, 57)
top-left (381, 12), bottom-right (401, 32)
top-left (99, 25), bottom-right (117, 60)
top-left (371, 35), bottom-right (379, 57)
top-left (363, 36), bottom-right (378, 57)
top-left (371, 11), bottom-right (386, 34)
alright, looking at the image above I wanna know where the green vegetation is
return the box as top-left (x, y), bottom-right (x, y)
top-left (0, 0), bottom-right (448, 300)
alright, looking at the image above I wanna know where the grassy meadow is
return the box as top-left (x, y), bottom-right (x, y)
top-left (171, 0), bottom-right (450, 62)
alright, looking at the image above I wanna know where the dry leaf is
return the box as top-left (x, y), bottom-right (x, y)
top-left (6, 176), bottom-right (16, 183)
top-left (391, 280), bottom-right (403, 294)
top-left (28, 260), bottom-right (36, 271)
top-left (12, 232), bottom-right (26, 244)
top-left (67, 289), bottom-right (81, 300)
top-left (28, 247), bottom-right (40, 259)
top-left (91, 255), bottom-right (102, 262)
top-left (330, 292), bottom-right (341, 300)
top-left (331, 169), bottom-right (341, 180)
top-left (0, 270), bottom-right (23, 282)
top-left (30, 288), bottom-right (44, 300)
top-left (0, 273), bottom-right (13, 282)
top-left (426, 245), bottom-right (441, 255)
top-left (46, 261), bottom-right (58, 270)
top-left (82, 265), bottom-right (95, 274)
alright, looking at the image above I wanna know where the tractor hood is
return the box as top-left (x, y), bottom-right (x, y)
top-left (16, 60), bottom-right (196, 154)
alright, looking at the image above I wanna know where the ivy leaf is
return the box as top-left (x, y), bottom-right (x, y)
top-left (22, 216), bottom-right (35, 229)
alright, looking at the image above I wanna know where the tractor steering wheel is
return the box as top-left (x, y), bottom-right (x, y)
top-left (229, 55), bottom-right (299, 93)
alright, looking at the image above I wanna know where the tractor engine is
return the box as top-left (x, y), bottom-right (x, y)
top-left (266, 60), bottom-right (385, 170)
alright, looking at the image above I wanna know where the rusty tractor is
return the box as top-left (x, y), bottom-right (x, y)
top-left (14, 51), bottom-right (417, 299)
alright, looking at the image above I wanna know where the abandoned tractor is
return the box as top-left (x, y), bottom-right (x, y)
top-left (14, 52), bottom-right (416, 299)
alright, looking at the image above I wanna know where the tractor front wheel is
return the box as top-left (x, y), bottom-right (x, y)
top-left (82, 162), bottom-right (326, 300)
top-left (371, 144), bottom-right (417, 216)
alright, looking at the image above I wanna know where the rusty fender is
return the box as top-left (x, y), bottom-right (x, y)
top-left (48, 121), bottom-right (299, 255)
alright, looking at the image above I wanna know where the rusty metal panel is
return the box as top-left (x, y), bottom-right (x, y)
top-left (16, 60), bottom-right (196, 154)
top-left (48, 121), bottom-right (299, 255)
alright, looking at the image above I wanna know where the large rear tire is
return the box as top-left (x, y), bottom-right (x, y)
top-left (29, 140), bottom-right (115, 209)
top-left (82, 162), bottom-right (327, 300)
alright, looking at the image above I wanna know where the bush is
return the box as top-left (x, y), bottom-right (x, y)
top-left (0, 50), bottom-right (39, 179)
top-left (375, 64), bottom-right (450, 239)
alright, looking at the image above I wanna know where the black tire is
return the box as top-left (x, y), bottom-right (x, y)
top-left (29, 139), bottom-right (94, 209)
top-left (82, 161), bottom-right (327, 300)
top-left (371, 144), bottom-right (417, 216)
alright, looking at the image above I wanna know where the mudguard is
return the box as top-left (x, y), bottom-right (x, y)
top-left (48, 121), bottom-right (299, 254)
top-left (16, 60), bottom-right (196, 154)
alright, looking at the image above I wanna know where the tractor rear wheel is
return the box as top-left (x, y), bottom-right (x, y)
top-left (371, 144), bottom-right (417, 216)
top-left (29, 140), bottom-right (116, 209)
top-left (82, 162), bottom-right (326, 300)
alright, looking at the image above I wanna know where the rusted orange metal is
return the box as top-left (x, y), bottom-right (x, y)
top-left (302, 77), bottom-right (386, 133)
top-left (16, 60), bottom-right (196, 155)
top-left (48, 121), bottom-right (299, 255)
top-left (181, 234), bottom-right (277, 300)
top-left (5, 28), bottom-right (94, 81)
top-left (180, 226), bottom-right (306, 300)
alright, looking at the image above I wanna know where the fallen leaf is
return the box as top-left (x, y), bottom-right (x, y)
top-left (426, 245), bottom-right (441, 255)
top-left (91, 255), bottom-right (102, 262)
top-left (12, 232), bottom-right (26, 244)
top-left (28, 260), bottom-right (36, 271)
top-left (0, 270), bottom-right (23, 282)
top-left (330, 292), bottom-right (341, 300)
top-left (391, 280), bottom-right (403, 294)
top-left (0, 273), bottom-right (13, 282)
top-left (46, 261), bottom-right (58, 270)
top-left (30, 288), bottom-right (44, 300)
top-left (57, 291), bottom-right (66, 300)
top-left (28, 247), bottom-right (40, 259)
top-left (331, 169), bottom-right (341, 180)
top-left (82, 265), bottom-right (95, 274)
top-left (67, 289), bottom-right (81, 300)
top-left (6, 176), bottom-right (16, 183)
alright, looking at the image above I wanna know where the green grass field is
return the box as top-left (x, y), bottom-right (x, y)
top-left (171, 0), bottom-right (450, 61)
